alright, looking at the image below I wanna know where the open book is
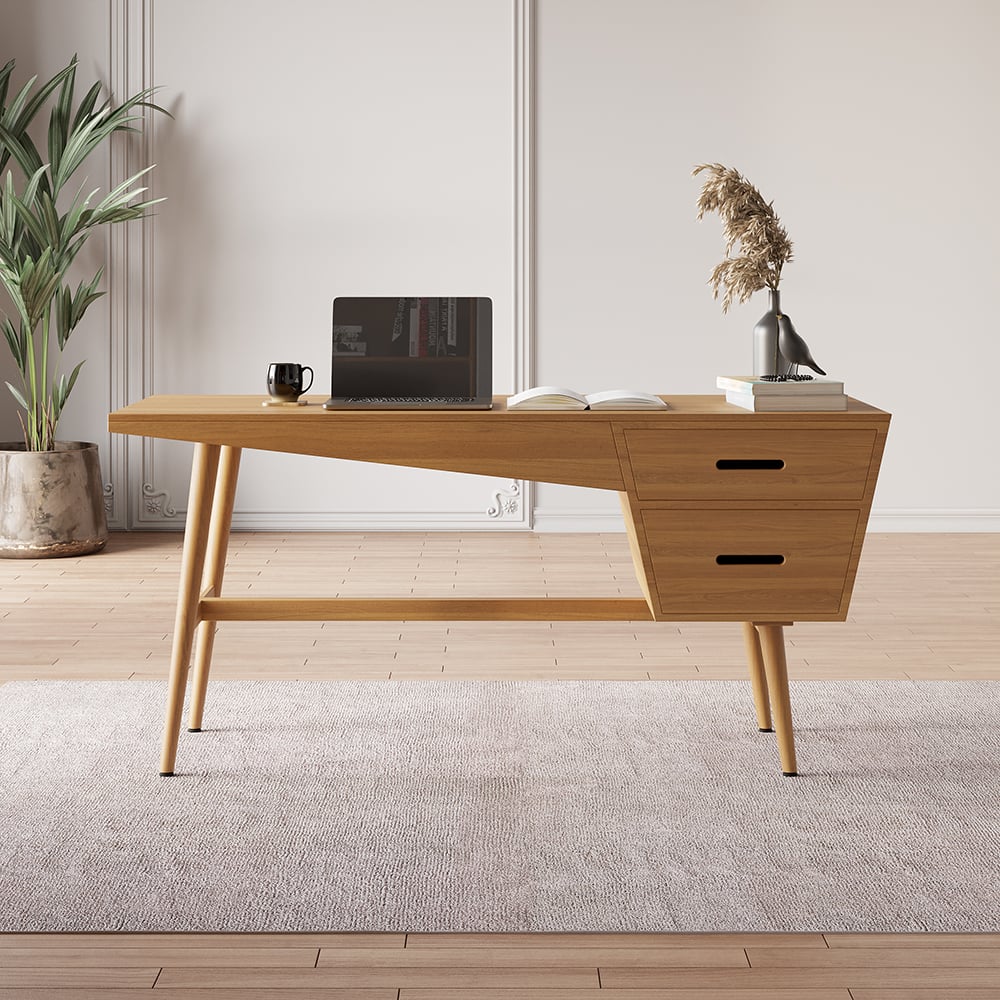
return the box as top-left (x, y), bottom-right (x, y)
top-left (506, 386), bottom-right (668, 411)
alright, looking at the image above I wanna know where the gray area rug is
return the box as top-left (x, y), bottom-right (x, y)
top-left (1, 679), bottom-right (999, 932)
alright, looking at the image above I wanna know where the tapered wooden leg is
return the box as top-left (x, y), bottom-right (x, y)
top-left (159, 443), bottom-right (221, 776)
top-left (741, 621), bottom-right (773, 732)
top-left (187, 446), bottom-right (242, 734)
top-left (756, 622), bottom-right (798, 777)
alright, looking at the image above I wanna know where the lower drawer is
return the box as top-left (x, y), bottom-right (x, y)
top-left (640, 508), bottom-right (860, 619)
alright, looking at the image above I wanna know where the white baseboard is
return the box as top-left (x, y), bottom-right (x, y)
top-left (531, 508), bottom-right (1000, 534)
top-left (531, 510), bottom-right (627, 533)
top-left (866, 510), bottom-right (1000, 532)
top-left (227, 511), bottom-right (531, 531)
top-left (120, 508), bottom-right (1000, 534)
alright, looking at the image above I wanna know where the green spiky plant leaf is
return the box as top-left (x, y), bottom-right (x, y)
top-left (0, 55), bottom-right (168, 450)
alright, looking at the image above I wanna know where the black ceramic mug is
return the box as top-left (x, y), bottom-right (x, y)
top-left (267, 362), bottom-right (314, 400)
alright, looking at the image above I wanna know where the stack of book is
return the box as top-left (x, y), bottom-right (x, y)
top-left (717, 375), bottom-right (847, 411)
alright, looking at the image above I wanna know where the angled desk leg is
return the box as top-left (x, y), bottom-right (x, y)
top-left (188, 446), bottom-right (242, 734)
top-left (741, 621), bottom-right (773, 733)
top-left (754, 622), bottom-right (798, 777)
top-left (159, 443), bottom-right (221, 776)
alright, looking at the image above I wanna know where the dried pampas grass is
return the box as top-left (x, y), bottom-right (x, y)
top-left (693, 163), bottom-right (793, 313)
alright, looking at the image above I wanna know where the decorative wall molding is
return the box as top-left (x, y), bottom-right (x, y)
top-left (114, 0), bottom-right (535, 532)
top-left (486, 482), bottom-right (522, 519)
top-left (104, 0), bottom-right (140, 529)
top-left (510, 0), bottom-right (534, 528)
top-left (141, 482), bottom-right (177, 518)
top-left (513, 0), bottom-right (534, 399)
top-left (109, 0), bottom-right (160, 529)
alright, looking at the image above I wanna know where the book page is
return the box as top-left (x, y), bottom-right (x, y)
top-left (507, 386), bottom-right (589, 409)
top-left (585, 389), bottom-right (667, 409)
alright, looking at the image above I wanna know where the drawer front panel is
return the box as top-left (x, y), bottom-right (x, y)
top-left (625, 428), bottom-right (876, 500)
top-left (641, 508), bottom-right (859, 618)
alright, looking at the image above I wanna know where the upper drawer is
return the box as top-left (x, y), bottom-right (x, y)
top-left (623, 427), bottom-right (877, 501)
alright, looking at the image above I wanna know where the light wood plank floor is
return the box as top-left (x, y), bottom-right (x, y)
top-left (1, 529), bottom-right (998, 998)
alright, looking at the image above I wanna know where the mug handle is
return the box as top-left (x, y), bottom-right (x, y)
top-left (301, 366), bottom-right (314, 394)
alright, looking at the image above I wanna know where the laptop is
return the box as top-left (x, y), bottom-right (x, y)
top-left (323, 297), bottom-right (493, 409)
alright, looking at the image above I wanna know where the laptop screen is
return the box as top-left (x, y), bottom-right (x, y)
top-left (330, 297), bottom-right (492, 400)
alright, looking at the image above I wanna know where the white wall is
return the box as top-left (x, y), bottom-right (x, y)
top-left (3, 1), bottom-right (997, 531)
top-left (534, 0), bottom-right (1000, 531)
top-left (141, 0), bottom-right (522, 530)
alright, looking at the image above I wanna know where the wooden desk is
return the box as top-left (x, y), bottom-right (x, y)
top-left (108, 394), bottom-right (890, 777)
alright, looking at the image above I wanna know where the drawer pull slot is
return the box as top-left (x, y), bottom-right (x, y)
top-left (716, 459), bottom-right (785, 470)
top-left (716, 554), bottom-right (785, 565)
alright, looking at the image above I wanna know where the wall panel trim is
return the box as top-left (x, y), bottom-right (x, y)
top-left (113, 0), bottom-right (534, 531)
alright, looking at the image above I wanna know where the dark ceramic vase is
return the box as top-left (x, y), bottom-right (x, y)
top-left (753, 289), bottom-right (791, 377)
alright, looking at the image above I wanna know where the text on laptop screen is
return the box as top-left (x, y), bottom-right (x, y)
top-left (331, 297), bottom-right (491, 398)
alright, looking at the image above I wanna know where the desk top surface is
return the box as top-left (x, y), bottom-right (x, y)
top-left (110, 394), bottom-right (889, 426)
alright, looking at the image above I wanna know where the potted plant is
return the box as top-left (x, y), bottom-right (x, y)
top-left (0, 55), bottom-right (165, 557)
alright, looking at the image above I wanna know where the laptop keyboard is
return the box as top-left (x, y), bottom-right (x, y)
top-left (346, 396), bottom-right (475, 404)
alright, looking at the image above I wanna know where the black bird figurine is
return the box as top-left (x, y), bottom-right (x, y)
top-left (777, 313), bottom-right (826, 376)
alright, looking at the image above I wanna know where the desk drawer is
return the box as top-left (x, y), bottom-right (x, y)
top-left (641, 508), bottom-right (859, 618)
top-left (624, 428), bottom-right (876, 501)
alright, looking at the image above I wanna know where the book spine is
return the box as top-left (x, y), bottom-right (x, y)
top-left (447, 297), bottom-right (457, 354)
top-left (725, 390), bottom-right (848, 411)
top-left (391, 297), bottom-right (407, 341)
top-left (418, 298), bottom-right (429, 357)
top-left (428, 298), bottom-right (440, 355)
top-left (408, 298), bottom-right (419, 357)
top-left (725, 390), bottom-right (756, 410)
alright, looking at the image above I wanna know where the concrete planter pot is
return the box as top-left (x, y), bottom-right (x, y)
top-left (0, 441), bottom-right (109, 558)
